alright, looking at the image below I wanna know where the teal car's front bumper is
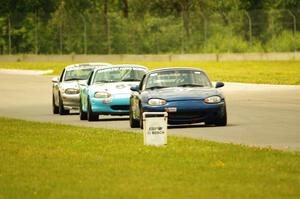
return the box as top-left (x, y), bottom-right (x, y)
top-left (90, 93), bottom-right (130, 115)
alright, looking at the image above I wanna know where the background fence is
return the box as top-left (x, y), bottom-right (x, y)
top-left (1, 52), bottom-right (300, 62)
top-left (1, 9), bottom-right (300, 55)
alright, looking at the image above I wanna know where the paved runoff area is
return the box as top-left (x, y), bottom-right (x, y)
top-left (0, 72), bottom-right (300, 151)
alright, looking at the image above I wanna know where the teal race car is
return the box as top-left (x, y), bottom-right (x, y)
top-left (79, 64), bottom-right (148, 121)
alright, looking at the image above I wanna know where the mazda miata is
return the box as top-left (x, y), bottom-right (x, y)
top-left (129, 68), bottom-right (227, 128)
top-left (79, 64), bottom-right (148, 121)
top-left (52, 62), bottom-right (111, 115)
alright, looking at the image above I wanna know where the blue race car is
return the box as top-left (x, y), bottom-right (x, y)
top-left (79, 64), bottom-right (148, 121)
top-left (129, 68), bottom-right (227, 128)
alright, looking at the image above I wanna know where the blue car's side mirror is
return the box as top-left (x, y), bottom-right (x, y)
top-left (215, 82), bottom-right (224, 88)
top-left (130, 85), bottom-right (140, 92)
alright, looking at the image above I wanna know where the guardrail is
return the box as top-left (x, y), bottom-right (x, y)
top-left (0, 52), bottom-right (300, 62)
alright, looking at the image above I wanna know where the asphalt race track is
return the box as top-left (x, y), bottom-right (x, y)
top-left (1, 73), bottom-right (300, 151)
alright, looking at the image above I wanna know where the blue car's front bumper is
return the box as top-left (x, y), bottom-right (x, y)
top-left (90, 94), bottom-right (130, 115)
top-left (142, 100), bottom-right (225, 124)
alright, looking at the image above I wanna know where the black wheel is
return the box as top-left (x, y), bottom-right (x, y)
top-left (52, 94), bottom-right (59, 114)
top-left (79, 99), bottom-right (87, 120)
top-left (58, 94), bottom-right (70, 115)
top-left (215, 105), bottom-right (227, 126)
top-left (139, 107), bottom-right (144, 129)
top-left (87, 98), bottom-right (98, 121)
top-left (129, 105), bottom-right (139, 128)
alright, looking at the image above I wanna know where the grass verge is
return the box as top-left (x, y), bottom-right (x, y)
top-left (0, 117), bottom-right (299, 199)
top-left (0, 61), bottom-right (300, 85)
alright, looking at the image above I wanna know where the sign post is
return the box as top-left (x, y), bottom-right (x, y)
top-left (143, 112), bottom-right (168, 146)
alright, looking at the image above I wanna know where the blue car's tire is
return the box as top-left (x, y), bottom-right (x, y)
top-left (79, 99), bottom-right (87, 120)
top-left (215, 105), bottom-right (227, 126)
top-left (205, 105), bottom-right (227, 126)
top-left (52, 94), bottom-right (59, 114)
top-left (129, 105), bottom-right (139, 128)
top-left (87, 98), bottom-right (98, 121)
top-left (58, 94), bottom-right (69, 115)
top-left (139, 107), bottom-right (144, 129)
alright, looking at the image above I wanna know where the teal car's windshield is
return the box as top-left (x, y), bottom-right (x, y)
top-left (64, 68), bottom-right (93, 81)
top-left (145, 70), bottom-right (212, 90)
top-left (93, 67), bottom-right (146, 84)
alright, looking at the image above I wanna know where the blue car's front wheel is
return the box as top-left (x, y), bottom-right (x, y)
top-left (205, 104), bottom-right (227, 126)
top-left (129, 105), bottom-right (139, 128)
top-left (215, 105), bottom-right (227, 126)
top-left (139, 107), bottom-right (144, 129)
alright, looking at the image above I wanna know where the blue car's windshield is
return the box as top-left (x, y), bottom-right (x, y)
top-left (145, 70), bottom-right (212, 89)
top-left (93, 67), bottom-right (146, 84)
top-left (64, 68), bottom-right (93, 81)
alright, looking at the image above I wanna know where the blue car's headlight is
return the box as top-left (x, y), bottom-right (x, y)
top-left (148, 99), bottom-right (167, 106)
top-left (94, 92), bottom-right (111, 98)
top-left (204, 96), bottom-right (222, 104)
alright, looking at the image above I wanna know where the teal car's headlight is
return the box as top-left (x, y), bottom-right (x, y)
top-left (65, 88), bottom-right (79, 94)
top-left (204, 96), bottom-right (222, 104)
top-left (94, 92), bottom-right (111, 98)
top-left (148, 99), bottom-right (167, 106)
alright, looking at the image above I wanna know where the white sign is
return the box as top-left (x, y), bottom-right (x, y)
top-left (143, 112), bottom-right (168, 146)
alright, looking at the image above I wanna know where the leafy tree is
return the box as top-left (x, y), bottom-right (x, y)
top-left (0, 0), bottom-right (299, 54)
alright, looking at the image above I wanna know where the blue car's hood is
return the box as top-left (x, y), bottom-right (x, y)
top-left (141, 87), bottom-right (223, 101)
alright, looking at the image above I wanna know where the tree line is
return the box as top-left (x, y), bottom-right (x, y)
top-left (1, 0), bottom-right (300, 54)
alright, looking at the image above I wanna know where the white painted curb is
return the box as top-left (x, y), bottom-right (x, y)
top-left (0, 69), bottom-right (53, 75)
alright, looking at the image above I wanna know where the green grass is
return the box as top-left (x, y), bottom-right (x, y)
top-left (0, 61), bottom-right (300, 85)
top-left (0, 117), bottom-right (299, 199)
